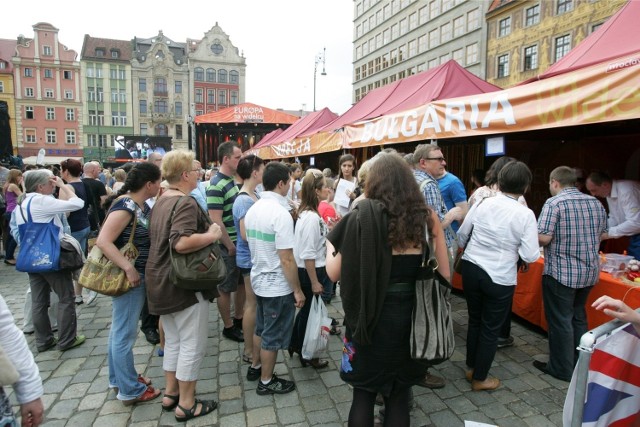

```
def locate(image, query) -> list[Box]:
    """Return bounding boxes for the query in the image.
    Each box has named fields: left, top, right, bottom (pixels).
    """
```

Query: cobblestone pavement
left=1, top=262, right=569, bottom=427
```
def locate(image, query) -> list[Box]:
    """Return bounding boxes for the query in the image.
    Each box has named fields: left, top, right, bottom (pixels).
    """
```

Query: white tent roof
left=21, top=156, right=84, bottom=165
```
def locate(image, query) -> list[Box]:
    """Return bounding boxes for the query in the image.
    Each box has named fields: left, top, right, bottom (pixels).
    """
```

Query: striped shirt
left=206, top=172, right=239, bottom=242
left=538, top=187, right=608, bottom=288
left=414, top=169, right=454, bottom=248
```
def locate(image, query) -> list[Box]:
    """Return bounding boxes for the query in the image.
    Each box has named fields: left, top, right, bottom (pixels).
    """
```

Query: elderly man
left=207, top=142, right=245, bottom=343
left=585, top=171, right=640, bottom=259
left=535, top=166, right=608, bottom=381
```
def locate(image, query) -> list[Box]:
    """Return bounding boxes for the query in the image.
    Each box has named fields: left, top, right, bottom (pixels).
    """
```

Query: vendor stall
left=452, top=258, right=640, bottom=331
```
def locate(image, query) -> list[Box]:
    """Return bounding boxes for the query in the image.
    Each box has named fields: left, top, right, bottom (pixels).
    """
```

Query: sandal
left=137, top=374, right=152, bottom=386
left=330, top=325, right=342, bottom=335
left=161, top=393, right=180, bottom=411
left=242, top=353, right=253, bottom=364
left=175, top=398, right=218, bottom=422
left=123, top=386, right=161, bottom=406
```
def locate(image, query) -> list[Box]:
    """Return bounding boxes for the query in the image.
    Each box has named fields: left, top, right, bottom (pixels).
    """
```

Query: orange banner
left=262, top=54, right=640, bottom=159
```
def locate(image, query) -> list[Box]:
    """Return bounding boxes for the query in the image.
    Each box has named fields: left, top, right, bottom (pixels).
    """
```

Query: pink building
left=13, top=22, right=83, bottom=163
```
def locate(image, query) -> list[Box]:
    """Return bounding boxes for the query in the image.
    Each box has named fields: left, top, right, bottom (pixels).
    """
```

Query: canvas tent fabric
left=259, top=61, right=500, bottom=159
left=253, top=128, right=284, bottom=147
left=194, top=102, right=299, bottom=125
left=524, top=0, right=638, bottom=82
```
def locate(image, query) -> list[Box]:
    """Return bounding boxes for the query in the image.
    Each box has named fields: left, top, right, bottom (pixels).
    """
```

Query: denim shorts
left=218, top=246, right=240, bottom=293
left=255, top=293, right=295, bottom=351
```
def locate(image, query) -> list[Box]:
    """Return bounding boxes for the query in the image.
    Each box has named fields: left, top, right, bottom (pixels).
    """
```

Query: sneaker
left=497, top=336, right=514, bottom=349
left=60, top=335, right=86, bottom=351
left=247, top=365, right=262, bottom=381
left=222, top=325, right=244, bottom=342
left=256, top=374, right=296, bottom=395
left=86, top=291, right=98, bottom=305
left=75, top=295, right=84, bottom=305
left=37, top=338, right=58, bottom=352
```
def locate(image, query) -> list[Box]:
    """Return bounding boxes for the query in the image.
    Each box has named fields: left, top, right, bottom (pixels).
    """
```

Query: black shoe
left=247, top=365, right=262, bottom=381
left=497, top=336, right=514, bottom=348
left=532, top=360, right=571, bottom=382
left=143, top=329, right=160, bottom=345
left=222, top=325, right=244, bottom=342
left=233, top=317, right=243, bottom=331
left=256, top=374, right=296, bottom=395
left=37, top=338, right=58, bottom=352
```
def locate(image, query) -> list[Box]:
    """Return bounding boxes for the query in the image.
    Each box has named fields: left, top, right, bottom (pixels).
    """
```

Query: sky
left=2, top=0, right=355, bottom=115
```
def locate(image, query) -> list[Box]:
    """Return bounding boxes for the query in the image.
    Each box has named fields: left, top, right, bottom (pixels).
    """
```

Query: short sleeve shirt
left=294, top=210, right=328, bottom=268
left=206, top=172, right=239, bottom=242
left=245, top=192, right=295, bottom=297
left=232, top=192, right=258, bottom=269
left=109, top=197, right=151, bottom=273
left=437, top=172, right=467, bottom=233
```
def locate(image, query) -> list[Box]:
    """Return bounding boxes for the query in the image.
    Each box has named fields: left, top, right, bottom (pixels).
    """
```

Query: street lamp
left=313, top=47, right=327, bottom=112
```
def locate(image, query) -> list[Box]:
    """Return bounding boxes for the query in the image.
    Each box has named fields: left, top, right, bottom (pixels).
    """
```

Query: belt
left=386, top=282, right=415, bottom=293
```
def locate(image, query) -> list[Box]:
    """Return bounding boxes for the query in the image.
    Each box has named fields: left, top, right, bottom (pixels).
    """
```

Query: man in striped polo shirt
left=534, top=166, right=608, bottom=381
left=207, top=141, right=245, bottom=342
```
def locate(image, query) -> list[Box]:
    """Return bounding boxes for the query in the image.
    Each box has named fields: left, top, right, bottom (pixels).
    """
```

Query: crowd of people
left=0, top=141, right=639, bottom=426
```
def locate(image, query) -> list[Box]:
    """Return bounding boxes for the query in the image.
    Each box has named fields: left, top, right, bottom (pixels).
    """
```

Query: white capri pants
left=161, top=292, right=209, bottom=381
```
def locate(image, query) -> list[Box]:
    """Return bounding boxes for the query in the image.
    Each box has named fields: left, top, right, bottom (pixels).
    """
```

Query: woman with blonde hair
left=146, top=150, right=221, bottom=422
left=2, top=169, right=23, bottom=265
left=112, top=169, right=127, bottom=193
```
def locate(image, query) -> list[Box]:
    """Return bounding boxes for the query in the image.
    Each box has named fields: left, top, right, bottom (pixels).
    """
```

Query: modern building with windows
left=80, top=36, right=134, bottom=163
left=485, top=0, right=627, bottom=87
left=11, top=23, right=83, bottom=161
left=352, top=0, right=487, bottom=103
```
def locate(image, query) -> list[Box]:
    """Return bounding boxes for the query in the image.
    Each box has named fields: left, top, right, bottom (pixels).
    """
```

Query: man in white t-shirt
left=245, top=162, right=305, bottom=395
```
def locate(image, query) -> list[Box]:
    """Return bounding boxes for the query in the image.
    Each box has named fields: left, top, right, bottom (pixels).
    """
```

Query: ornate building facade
left=0, top=39, right=18, bottom=157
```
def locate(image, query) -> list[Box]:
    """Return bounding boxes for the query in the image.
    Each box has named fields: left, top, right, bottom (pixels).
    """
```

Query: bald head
left=147, top=152, right=163, bottom=165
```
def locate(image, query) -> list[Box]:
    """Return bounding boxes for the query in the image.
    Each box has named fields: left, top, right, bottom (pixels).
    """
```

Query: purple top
left=5, top=190, right=18, bottom=212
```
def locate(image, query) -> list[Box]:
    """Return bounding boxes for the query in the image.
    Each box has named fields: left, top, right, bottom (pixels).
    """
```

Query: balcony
left=154, top=90, right=168, bottom=97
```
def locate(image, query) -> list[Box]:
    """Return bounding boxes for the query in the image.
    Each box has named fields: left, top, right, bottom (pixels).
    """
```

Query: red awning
left=195, top=102, right=299, bottom=124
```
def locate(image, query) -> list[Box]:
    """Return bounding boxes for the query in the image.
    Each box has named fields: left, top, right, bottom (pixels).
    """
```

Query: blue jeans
left=71, top=226, right=91, bottom=255
left=541, top=275, right=592, bottom=381
left=108, top=278, right=147, bottom=400
left=256, top=293, right=295, bottom=351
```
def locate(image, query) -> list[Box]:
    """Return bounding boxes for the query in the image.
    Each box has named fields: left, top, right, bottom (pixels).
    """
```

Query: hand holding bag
left=16, top=198, right=61, bottom=273
left=302, top=295, right=333, bottom=360
left=168, top=196, right=226, bottom=293
left=78, top=212, right=139, bottom=296
left=410, top=236, right=455, bottom=365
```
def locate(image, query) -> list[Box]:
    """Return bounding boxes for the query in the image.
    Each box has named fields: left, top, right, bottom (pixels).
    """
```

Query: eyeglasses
left=425, top=157, right=445, bottom=162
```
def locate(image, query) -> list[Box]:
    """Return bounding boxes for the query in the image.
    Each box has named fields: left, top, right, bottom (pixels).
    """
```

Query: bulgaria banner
left=563, top=323, right=640, bottom=426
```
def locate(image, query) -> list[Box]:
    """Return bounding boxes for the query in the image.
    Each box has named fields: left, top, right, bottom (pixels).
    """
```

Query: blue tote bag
left=16, top=197, right=61, bottom=273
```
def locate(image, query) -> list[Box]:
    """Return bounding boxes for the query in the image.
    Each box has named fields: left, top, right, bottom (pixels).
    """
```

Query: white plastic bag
left=302, top=296, right=333, bottom=360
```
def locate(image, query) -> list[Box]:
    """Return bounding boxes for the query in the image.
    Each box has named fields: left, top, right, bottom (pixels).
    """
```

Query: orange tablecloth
left=452, top=258, right=640, bottom=331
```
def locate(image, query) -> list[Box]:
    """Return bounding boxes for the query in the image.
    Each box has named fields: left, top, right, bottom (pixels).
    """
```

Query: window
left=139, top=78, right=147, bottom=92
left=24, top=67, right=33, bottom=77
left=592, top=22, right=604, bottom=33
left=44, top=69, right=53, bottom=78
left=25, top=129, right=36, bottom=143
left=440, top=53, right=451, bottom=64
left=45, top=89, right=54, bottom=98
left=557, top=0, right=573, bottom=14
left=428, top=58, right=439, bottom=69
left=399, top=18, right=407, bottom=35
left=175, top=102, right=182, bottom=115
left=154, top=100, right=168, bottom=113
left=25, top=87, right=34, bottom=97
left=390, top=49, right=398, bottom=66
left=46, top=130, right=56, bottom=144
left=523, top=45, right=538, bottom=70
left=176, top=125, right=183, bottom=140
left=95, top=48, right=105, bottom=57
left=391, top=23, right=399, bottom=40
left=25, top=107, right=34, bottom=119
left=231, top=91, right=238, bottom=105
left=375, top=34, right=382, bottom=49
left=155, top=124, right=168, bottom=136
left=207, top=89, right=215, bottom=104
left=66, top=131, right=76, bottom=144
left=140, top=123, right=148, bottom=135
left=498, top=17, right=511, bottom=37
left=66, top=108, right=75, bottom=121
left=0, top=82, right=3, bottom=93
left=429, top=0, right=439, bottom=19
left=442, top=0, right=453, bottom=12
left=453, top=16, right=464, bottom=38
left=43, top=45, right=52, bottom=56
left=64, top=90, right=73, bottom=100
left=467, top=9, right=480, bottom=30
left=96, top=88, right=103, bottom=102
left=111, top=112, right=126, bottom=126
left=218, top=70, right=227, bottom=83
left=466, top=43, right=479, bottom=64
left=497, top=54, right=510, bottom=78
left=139, top=100, right=147, bottom=114
left=111, top=49, right=120, bottom=59
left=119, top=90, right=126, bottom=103
left=206, top=68, right=215, bottom=82
left=218, top=90, right=227, bottom=105
left=441, top=22, right=452, bottom=43
left=398, top=45, right=406, bottom=62
left=86, top=67, right=95, bottom=78
left=453, top=48, right=464, bottom=65
left=175, top=80, right=182, bottom=93
left=408, top=40, right=417, bottom=58
left=555, top=34, right=571, bottom=61
left=46, top=107, right=55, bottom=120
left=194, top=67, right=204, bottom=81
left=0, top=61, right=5, bottom=70
left=111, top=90, right=119, bottom=103
left=525, top=4, right=540, bottom=26
left=195, top=89, right=203, bottom=103
left=110, top=68, right=118, bottom=79
left=429, top=29, right=439, bottom=48
left=230, top=70, right=239, bottom=84
left=419, top=6, right=427, bottom=24
left=154, top=78, right=167, bottom=95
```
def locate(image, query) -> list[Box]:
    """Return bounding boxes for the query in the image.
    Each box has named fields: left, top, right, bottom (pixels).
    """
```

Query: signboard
left=114, top=135, right=173, bottom=162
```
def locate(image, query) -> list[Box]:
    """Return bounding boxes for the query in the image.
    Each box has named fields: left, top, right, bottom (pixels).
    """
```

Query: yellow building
left=0, top=39, right=18, bottom=156
left=485, top=0, right=627, bottom=87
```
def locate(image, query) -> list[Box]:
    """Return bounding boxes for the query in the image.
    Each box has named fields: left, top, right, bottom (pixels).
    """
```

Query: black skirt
left=340, top=289, right=427, bottom=396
